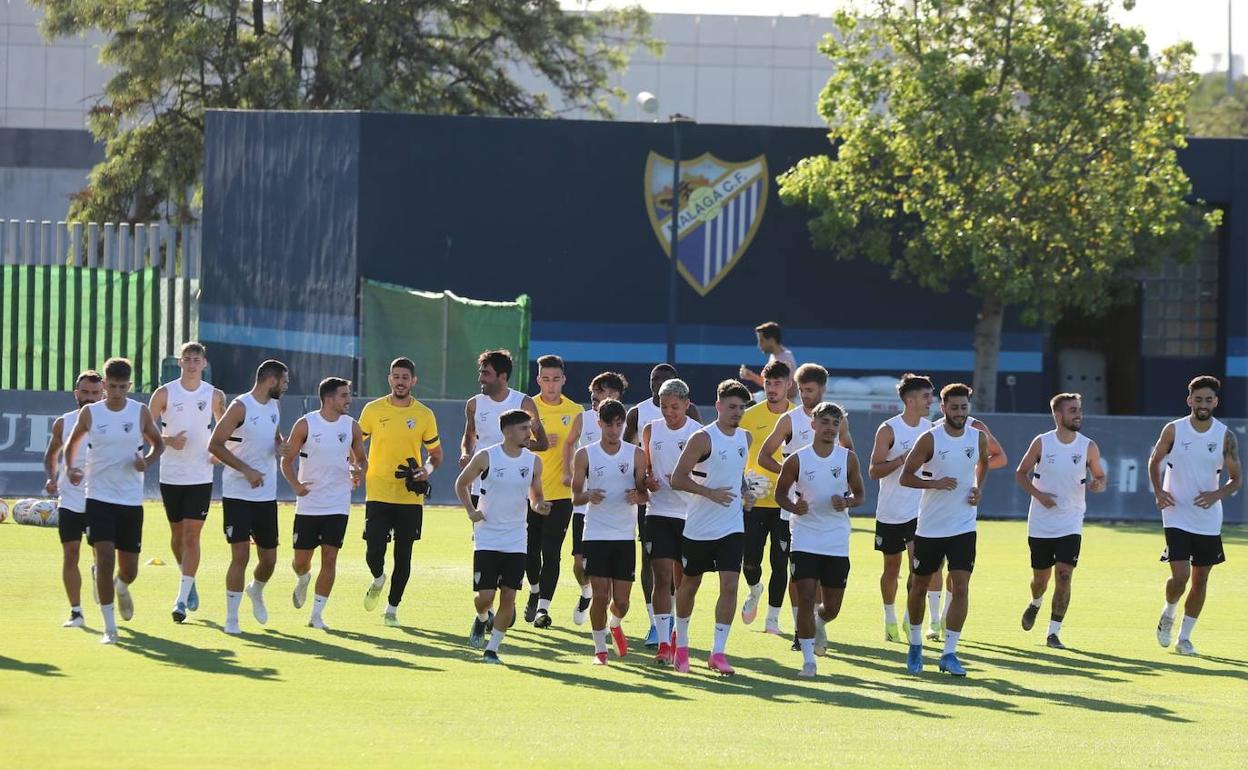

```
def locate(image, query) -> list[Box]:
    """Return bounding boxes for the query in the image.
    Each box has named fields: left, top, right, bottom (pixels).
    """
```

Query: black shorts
left=363, top=501, right=424, bottom=544
left=58, top=508, right=89, bottom=544
left=644, top=515, right=685, bottom=561
left=294, top=514, right=349, bottom=550
left=681, top=533, right=744, bottom=577
left=160, top=482, right=213, bottom=523
left=584, top=539, right=637, bottom=581
left=790, top=552, right=851, bottom=589
left=913, top=531, right=977, bottom=575
left=1028, top=534, right=1082, bottom=570
left=222, top=498, right=280, bottom=550
left=874, top=518, right=918, bottom=555
left=1164, top=528, right=1226, bottom=567
left=637, top=504, right=647, bottom=545
left=571, top=512, right=586, bottom=556
left=85, top=499, right=144, bottom=552
left=474, top=550, right=525, bottom=591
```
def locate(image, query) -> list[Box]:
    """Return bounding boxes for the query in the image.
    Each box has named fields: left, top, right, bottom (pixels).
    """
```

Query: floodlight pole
left=666, top=114, right=694, bottom=366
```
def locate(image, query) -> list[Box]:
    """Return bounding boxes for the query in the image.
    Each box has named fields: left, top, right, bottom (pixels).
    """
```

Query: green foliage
left=34, top=0, right=658, bottom=223
left=1188, top=72, right=1248, bottom=137
left=779, top=1, right=1218, bottom=406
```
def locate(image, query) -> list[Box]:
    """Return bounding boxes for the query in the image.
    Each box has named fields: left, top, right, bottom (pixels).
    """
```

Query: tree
left=34, top=0, right=657, bottom=224
left=1188, top=72, right=1248, bottom=137
left=778, top=0, right=1218, bottom=410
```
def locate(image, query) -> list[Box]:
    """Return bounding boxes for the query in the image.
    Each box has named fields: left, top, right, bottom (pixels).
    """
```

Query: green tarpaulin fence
left=361, top=280, right=530, bottom=399
left=0, top=265, right=161, bottom=391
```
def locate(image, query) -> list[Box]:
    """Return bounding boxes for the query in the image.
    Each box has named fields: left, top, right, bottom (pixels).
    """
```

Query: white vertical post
left=103, top=223, right=115, bottom=269
left=71, top=222, right=83, bottom=266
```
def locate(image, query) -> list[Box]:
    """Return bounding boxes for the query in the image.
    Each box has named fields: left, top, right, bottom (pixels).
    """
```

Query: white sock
left=537, top=598, right=551, bottom=613
left=927, top=591, right=941, bottom=624
left=908, top=621, right=923, bottom=645
left=486, top=629, right=505, bottom=653
left=385, top=604, right=398, bottom=615
left=815, top=604, right=828, bottom=627
left=884, top=604, right=897, bottom=625
left=675, top=616, right=691, bottom=647
left=768, top=605, right=782, bottom=624
left=646, top=603, right=654, bottom=624
left=253, top=578, right=267, bottom=593
left=225, top=591, right=242, bottom=622
left=655, top=613, right=673, bottom=642
left=943, top=630, right=961, bottom=656
left=608, top=613, right=623, bottom=629
left=312, top=594, right=328, bottom=619
left=799, top=637, right=816, bottom=665
left=101, top=602, right=116, bottom=632
left=1178, top=614, right=1198, bottom=641
left=903, top=607, right=910, bottom=626
left=371, top=574, right=385, bottom=588
left=476, top=610, right=490, bottom=622
left=1048, top=619, right=1062, bottom=636
left=529, top=583, right=540, bottom=595
left=1162, top=601, right=1179, bottom=619
left=1030, top=596, right=1043, bottom=608
left=114, top=576, right=131, bottom=595
left=176, top=575, right=195, bottom=605
left=712, top=622, right=732, bottom=654
left=580, top=583, right=592, bottom=599
left=71, top=604, right=82, bottom=614
left=592, top=628, right=608, bottom=653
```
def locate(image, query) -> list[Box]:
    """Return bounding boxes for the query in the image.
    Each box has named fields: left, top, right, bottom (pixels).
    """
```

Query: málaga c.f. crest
left=644, top=151, right=768, bottom=296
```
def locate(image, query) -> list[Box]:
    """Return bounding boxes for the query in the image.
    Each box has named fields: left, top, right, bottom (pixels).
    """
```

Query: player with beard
left=43, top=370, right=104, bottom=628
left=1014, top=393, right=1107, bottom=649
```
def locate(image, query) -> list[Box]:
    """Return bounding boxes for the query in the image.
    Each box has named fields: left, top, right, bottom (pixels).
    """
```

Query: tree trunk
left=972, top=294, right=1004, bottom=412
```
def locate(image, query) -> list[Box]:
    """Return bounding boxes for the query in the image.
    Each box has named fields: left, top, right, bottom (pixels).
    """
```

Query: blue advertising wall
left=201, top=111, right=1245, bottom=416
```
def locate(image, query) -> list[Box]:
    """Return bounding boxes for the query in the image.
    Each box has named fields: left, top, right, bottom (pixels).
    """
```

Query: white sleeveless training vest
left=790, top=444, right=852, bottom=557
left=572, top=407, right=603, bottom=515
left=582, top=442, right=638, bottom=541
left=876, top=414, right=932, bottom=525
left=683, top=423, right=748, bottom=541
left=159, top=379, right=216, bottom=485
left=916, top=425, right=981, bottom=538
left=58, top=409, right=85, bottom=513
left=1026, top=430, right=1091, bottom=538
left=84, top=399, right=145, bottom=506
left=471, top=388, right=525, bottom=495
left=1162, top=417, right=1228, bottom=536
left=646, top=417, right=702, bottom=520
left=221, top=393, right=280, bottom=502
left=294, top=411, right=354, bottom=516
left=475, top=444, right=536, bottom=553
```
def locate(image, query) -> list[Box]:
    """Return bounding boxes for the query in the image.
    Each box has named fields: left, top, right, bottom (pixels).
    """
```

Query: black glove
left=394, top=457, right=430, bottom=495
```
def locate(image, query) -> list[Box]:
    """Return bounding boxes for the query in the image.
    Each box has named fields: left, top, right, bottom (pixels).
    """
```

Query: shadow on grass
left=120, top=627, right=280, bottom=680
left=0, top=655, right=64, bottom=677
left=240, top=627, right=441, bottom=672
left=964, top=640, right=1247, bottom=680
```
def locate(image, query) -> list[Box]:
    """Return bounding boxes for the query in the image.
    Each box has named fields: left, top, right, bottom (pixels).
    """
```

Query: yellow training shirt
left=359, top=396, right=441, bottom=505
left=534, top=394, right=583, bottom=501
left=741, top=399, right=791, bottom=507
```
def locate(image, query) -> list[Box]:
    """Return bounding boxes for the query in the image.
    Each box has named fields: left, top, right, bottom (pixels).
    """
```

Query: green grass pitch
left=1, top=504, right=1245, bottom=768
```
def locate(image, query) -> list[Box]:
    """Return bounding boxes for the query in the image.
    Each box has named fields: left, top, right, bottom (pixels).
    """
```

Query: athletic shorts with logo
left=1028, top=534, right=1081, bottom=570
left=790, top=552, right=851, bottom=589
left=86, top=500, right=143, bottom=552
left=474, top=550, right=525, bottom=591
left=160, top=482, right=213, bottom=523
left=645, top=516, right=685, bottom=561
left=363, top=501, right=423, bottom=544
left=913, top=531, right=976, bottom=575
left=222, top=498, right=279, bottom=549
left=584, top=540, right=636, bottom=581
left=58, top=508, right=89, bottom=544
left=681, top=533, right=744, bottom=577
left=294, top=514, right=349, bottom=550
left=1163, top=527, right=1226, bottom=567
left=874, top=518, right=917, bottom=555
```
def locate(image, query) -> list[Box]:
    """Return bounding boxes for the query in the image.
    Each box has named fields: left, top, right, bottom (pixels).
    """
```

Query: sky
left=574, top=0, right=1243, bottom=75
